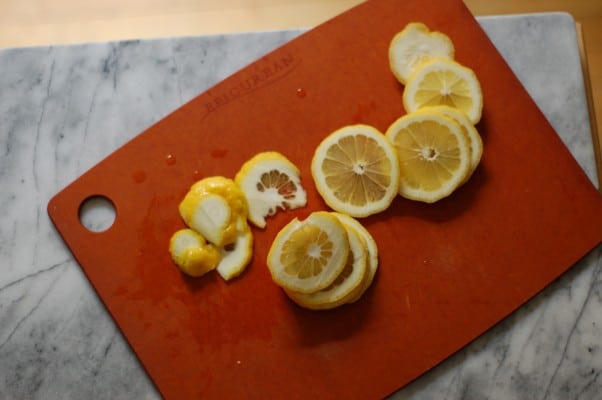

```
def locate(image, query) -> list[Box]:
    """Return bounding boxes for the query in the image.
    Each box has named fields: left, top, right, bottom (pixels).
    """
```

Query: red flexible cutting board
left=48, top=0, right=602, bottom=398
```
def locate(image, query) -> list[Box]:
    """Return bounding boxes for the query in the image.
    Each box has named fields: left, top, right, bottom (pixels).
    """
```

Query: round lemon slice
left=385, top=110, right=471, bottom=203
left=403, top=58, right=483, bottom=124
left=284, top=224, right=368, bottom=310
left=169, top=229, right=221, bottom=277
left=389, top=22, right=455, bottom=85
left=235, top=151, right=307, bottom=228
left=425, top=105, right=483, bottom=180
left=332, top=213, right=378, bottom=303
left=311, top=124, right=400, bottom=218
left=267, top=212, right=349, bottom=294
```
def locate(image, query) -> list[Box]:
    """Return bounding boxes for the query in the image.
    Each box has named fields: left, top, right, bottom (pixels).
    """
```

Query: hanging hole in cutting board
left=78, top=195, right=116, bottom=233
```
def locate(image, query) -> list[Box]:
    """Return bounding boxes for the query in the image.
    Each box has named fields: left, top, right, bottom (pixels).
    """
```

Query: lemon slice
left=216, top=226, right=253, bottom=281
left=235, top=151, right=307, bottom=228
left=389, top=22, right=455, bottom=85
left=385, top=110, right=471, bottom=203
left=267, top=211, right=349, bottom=294
left=284, top=224, right=368, bottom=310
left=311, top=124, right=400, bottom=218
left=403, top=58, right=483, bottom=124
left=179, top=177, right=248, bottom=246
left=332, top=213, right=378, bottom=303
left=425, top=105, right=483, bottom=180
left=169, top=229, right=221, bottom=277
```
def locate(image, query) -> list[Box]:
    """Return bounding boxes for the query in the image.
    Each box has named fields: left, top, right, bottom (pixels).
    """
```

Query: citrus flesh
left=385, top=110, right=471, bottom=203
left=235, top=151, right=307, bottom=228
left=403, top=58, right=483, bottom=124
left=389, top=22, right=455, bottom=85
left=311, top=124, right=400, bottom=218
left=267, top=211, right=350, bottom=294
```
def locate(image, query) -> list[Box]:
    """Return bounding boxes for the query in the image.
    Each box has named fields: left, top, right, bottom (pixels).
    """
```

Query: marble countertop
left=1, top=12, right=601, bottom=400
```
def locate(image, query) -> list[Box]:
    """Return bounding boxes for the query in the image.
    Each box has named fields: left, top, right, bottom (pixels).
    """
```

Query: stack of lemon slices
left=311, top=22, right=483, bottom=207
left=388, top=23, right=484, bottom=203
left=267, top=211, right=378, bottom=310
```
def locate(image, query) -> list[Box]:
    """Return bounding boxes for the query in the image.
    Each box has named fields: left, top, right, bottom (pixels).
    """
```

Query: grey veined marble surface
left=1, top=12, right=600, bottom=400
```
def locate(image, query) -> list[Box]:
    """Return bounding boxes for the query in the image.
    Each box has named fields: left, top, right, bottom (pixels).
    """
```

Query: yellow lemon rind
left=332, top=212, right=379, bottom=303
left=216, top=225, right=254, bottom=281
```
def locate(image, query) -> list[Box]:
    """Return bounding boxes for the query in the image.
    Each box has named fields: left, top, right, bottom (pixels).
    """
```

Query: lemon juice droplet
left=165, top=154, right=176, bottom=166
left=132, top=170, right=146, bottom=183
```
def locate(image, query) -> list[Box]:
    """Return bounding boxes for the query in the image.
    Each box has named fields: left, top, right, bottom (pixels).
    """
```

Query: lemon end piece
left=235, top=151, right=307, bottom=229
left=169, top=229, right=221, bottom=277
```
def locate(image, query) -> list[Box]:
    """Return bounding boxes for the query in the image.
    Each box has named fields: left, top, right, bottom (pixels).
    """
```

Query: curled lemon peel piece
left=179, top=177, right=248, bottom=247
left=169, top=229, right=221, bottom=277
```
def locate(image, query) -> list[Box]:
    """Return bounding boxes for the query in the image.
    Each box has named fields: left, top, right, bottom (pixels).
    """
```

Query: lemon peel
left=169, top=229, right=221, bottom=277
left=179, top=177, right=248, bottom=247
left=216, top=227, right=254, bottom=281
left=332, top=212, right=378, bottom=302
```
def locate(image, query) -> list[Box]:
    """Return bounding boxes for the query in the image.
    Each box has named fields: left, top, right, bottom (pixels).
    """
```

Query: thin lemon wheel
left=311, top=124, right=400, bottom=218
left=284, top=223, right=368, bottom=310
left=267, top=212, right=349, bottom=294
left=385, top=110, right=471, bottom=203
left=424, top=105, right=483, bottom=179
left=389, top=22, right=455, bottom=85
left=235, top=151, right=307, bottom=228
left=403, top=58, right=483, bottom=124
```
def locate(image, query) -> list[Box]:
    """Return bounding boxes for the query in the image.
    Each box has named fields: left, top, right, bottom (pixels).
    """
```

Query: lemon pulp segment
left=169, top=229, right=221, bottom=277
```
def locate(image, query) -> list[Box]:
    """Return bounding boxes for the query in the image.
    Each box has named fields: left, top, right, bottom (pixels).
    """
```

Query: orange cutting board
left=48, top=0, right=602, bottom=398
